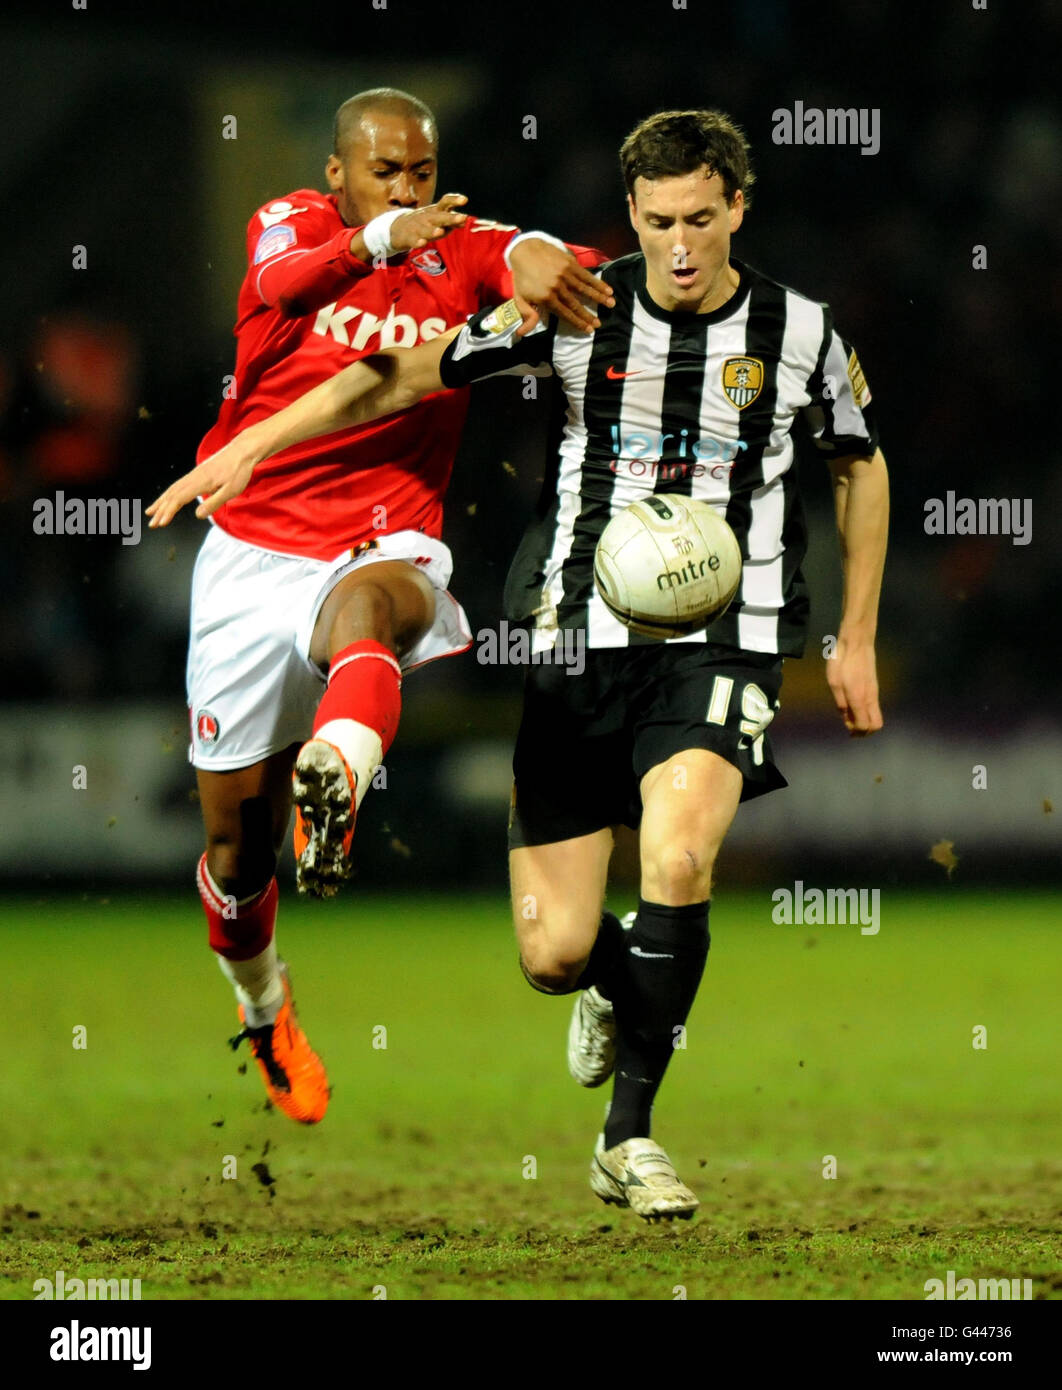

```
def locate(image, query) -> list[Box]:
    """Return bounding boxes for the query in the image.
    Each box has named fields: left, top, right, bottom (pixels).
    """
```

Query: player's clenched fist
left=826, top=637, right=883, bottom=737
left=146, top=430, right=265, bottom=528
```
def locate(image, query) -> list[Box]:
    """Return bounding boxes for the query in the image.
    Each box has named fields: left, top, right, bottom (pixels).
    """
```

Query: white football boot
left=567, top=985, right=617, bottom=1087
left=566, top=912, right=634, bottom=1086
left=590, top=1134, right=699, bottom=1221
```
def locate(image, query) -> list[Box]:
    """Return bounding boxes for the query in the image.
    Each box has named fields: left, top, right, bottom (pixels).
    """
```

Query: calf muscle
left=197, top=744, right=299, bottom=897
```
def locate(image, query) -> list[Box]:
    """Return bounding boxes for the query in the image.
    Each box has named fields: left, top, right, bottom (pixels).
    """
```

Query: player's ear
left=627, top=193, right=638, bottom=233
left=728, top=189, right=745, bottom=233
left=325, top=154, right=343, bottom=191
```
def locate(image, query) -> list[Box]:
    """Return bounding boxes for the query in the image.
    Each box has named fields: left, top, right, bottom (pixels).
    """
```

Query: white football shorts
left=186, top=524, right=473, bottom=771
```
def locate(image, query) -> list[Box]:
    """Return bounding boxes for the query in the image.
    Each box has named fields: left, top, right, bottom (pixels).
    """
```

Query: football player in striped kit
left=152, top=110, right=888, bottom=1219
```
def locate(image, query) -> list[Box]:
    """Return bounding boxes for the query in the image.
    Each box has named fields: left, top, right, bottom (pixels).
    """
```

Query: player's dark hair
left=620, top=109, right=754, bottom=208
left=333, top=88, right=438, bottom=156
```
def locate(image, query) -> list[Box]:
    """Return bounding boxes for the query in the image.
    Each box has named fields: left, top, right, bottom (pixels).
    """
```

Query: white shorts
left=186, top=525, right=473, bottom=771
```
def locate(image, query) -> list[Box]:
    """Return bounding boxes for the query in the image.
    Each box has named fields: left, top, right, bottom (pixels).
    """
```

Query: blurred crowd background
left=1, top=0, right=1058, bottom=887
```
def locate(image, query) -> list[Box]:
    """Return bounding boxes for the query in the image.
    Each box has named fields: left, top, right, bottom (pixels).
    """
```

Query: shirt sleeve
left=800, top=308, right=880, bottom=458
left=562, top=242, right=610, bottom=269
left=459, top=218, right=522, bottom=303
left=439, top=299, right=557, bottom=387
left=247, top=198, right=371, bottom=316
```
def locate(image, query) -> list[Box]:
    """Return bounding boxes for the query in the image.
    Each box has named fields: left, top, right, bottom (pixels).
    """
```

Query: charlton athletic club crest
left=722, top=356, right=764, bottom=410
left=410, top=249, right=445, bottom=276
left=196, top=710, right=220, bottom=745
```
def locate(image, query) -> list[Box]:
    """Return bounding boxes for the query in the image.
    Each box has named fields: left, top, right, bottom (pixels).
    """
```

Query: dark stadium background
left=1, top=0, right=1058, bottom=892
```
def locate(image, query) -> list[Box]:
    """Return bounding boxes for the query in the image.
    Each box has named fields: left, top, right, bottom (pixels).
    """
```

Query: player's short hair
left=333, top=88, right=438, bottom=156
left=620, top=109, right=755, bottom=209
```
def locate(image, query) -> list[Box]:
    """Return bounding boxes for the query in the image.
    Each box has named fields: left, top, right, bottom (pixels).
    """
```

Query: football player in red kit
left=149, top=88, right=610, bottom=1125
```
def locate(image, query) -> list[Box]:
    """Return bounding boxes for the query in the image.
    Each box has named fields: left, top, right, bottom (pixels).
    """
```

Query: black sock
left=575, top=911, right=624, bottom=1000
left=604, top=899, right=710, bottom=1150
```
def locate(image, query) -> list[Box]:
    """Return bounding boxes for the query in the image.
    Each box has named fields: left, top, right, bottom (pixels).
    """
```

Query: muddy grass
left=3, top=1155, right=1058, bottom=1300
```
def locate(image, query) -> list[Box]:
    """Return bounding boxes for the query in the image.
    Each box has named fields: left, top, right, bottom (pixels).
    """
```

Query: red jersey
left=199, top=188, right=598, bottom=560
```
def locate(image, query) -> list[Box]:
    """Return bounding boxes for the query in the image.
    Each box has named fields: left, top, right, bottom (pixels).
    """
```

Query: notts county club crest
left=722, top=356, right=764, bottom=410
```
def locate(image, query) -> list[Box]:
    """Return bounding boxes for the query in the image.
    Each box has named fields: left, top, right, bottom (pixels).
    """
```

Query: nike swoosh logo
left=259, top=207, right=307, bottom=229
left=630, top=946, right=674, bottom=959
left=606, top=366, right=643, bottom=380
left=595, top=1155, right=647, bottom=1189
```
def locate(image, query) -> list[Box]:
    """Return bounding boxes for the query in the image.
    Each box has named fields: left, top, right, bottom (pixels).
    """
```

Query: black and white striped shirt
left=439, top=254, right=879, bottom=656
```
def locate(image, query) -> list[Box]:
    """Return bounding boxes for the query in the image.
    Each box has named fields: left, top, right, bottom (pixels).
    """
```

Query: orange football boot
left=292, top=739, right=357, bottom=898
left=230, top=964, right=330, bottom=1124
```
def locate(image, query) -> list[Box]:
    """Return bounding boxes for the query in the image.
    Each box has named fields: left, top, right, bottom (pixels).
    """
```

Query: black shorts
left=508, top=643, right=787, bottom=850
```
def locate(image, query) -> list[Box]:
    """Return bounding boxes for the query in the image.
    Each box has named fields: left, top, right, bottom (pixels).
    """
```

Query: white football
left=593, top=495, right=742, bottom=640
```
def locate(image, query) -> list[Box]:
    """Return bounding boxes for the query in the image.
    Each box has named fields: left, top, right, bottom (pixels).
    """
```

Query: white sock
left=217, top=937, right=284, bottom=1028
left=200, top=858, right=285, bottom=1027
left=315, top=718, right=383, bottom=811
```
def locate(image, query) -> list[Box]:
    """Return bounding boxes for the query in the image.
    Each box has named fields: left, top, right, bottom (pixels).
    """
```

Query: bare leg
left=510, top=829, right=614, bottom=992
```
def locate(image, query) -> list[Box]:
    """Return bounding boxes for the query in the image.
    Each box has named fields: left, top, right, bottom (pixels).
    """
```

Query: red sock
left=197, top=854, right=278, bottom=961
left=314, top=639, right=402, bottom=749
left=311, top=640, right=402, bottom=807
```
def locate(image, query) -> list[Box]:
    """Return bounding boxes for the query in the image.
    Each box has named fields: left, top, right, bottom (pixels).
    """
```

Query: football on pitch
left=593, top=495, right=743, bottom=640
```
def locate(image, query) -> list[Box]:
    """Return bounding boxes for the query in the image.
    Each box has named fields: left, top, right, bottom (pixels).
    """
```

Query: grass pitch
left=1, top=890, right=1058, bottom=1300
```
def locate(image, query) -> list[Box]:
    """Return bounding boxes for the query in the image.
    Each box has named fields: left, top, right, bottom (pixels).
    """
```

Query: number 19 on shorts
left=705, top=676, right=776, bottom=765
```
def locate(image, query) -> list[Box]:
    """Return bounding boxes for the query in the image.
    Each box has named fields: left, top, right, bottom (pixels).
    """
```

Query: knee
left=641, top=846, right=714, bottom=906
left=330, top=579, right=397, bottom=652
left=345, top=578, right=393, bottom=625
left=518, top=942, right=585, bottom=995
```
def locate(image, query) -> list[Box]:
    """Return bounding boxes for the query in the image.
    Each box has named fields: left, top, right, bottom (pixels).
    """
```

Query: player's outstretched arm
left=827, top=447, right=889, bottom=736
left=146, top=330, right=458, bottom=527
left=348, top=194, right=471, bottom=262
left=269, top=196, right=472, bottom=318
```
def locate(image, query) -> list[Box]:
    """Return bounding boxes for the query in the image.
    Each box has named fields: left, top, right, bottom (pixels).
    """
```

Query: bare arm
left=146, top=329, right=458, bottom=527
left=825, top=446, right=889, bottom=735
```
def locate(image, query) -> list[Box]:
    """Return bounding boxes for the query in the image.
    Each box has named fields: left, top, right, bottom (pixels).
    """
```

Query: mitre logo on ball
left=593, top=495, right=742, bottom=640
